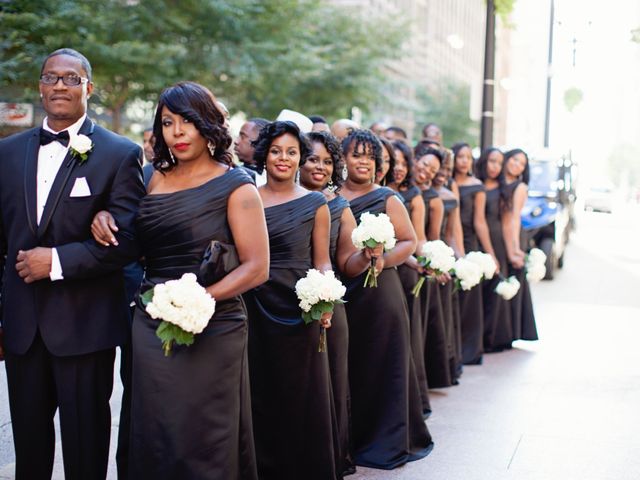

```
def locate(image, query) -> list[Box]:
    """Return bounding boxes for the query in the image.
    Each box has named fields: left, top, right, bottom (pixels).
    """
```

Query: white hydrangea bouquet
left=451, top=257, right=484, bottom=291
left=351, top=212, right=396, bottom=288
left=295, top=269, right=346, bottom=352
left=495, top=275, right=520, bottom=300
left=465, top=251, right=497, bottom=280
left=412, top=240, right=456, bottom=297
left=526, top=248, right=547, bottom=282
left=141, top=273, right=216, bottom=356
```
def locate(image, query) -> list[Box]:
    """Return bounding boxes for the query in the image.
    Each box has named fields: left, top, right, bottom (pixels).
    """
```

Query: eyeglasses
left=39, top=73, right=89, bottom=86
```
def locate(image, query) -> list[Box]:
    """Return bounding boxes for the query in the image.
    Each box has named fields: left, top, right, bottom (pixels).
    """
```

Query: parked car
left=583, top=185, right=613, bottom=213
left=521, top=152, right=576, bottom=280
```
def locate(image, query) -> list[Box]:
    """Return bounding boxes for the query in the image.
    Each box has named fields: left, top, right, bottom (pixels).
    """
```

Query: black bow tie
left=40, top=128, right=70, bottom=147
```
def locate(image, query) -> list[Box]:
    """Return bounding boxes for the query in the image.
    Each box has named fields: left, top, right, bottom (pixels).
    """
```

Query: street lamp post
left=480, top=0, right=496, bottom=151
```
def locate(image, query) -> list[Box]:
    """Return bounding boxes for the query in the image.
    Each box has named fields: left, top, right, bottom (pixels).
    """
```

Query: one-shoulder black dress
left=504, top=181, right=539, bottom=342
left=327, top=195, right=354, bottom=476
left=397, top=186, right=431, bottom=415
left=458, top=183, right=485, bottom=365
left=130, top=168, right=258, bottom=480
left=421, top=187, right=452, bottom=388
left=245, top=192, right=338, bottom=480
left=483, top=186, right=514, bottom=351
left=440, top=196, right=463, bottom=382
left=344, top=187, right=433, bottom=470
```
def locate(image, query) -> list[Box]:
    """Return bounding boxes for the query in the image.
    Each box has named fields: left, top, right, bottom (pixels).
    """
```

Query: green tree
left=1, top=0, right=405, bottom=132
left=563, top=86, right=583, bottom=112
left=414, top=80, right=480, bottom=147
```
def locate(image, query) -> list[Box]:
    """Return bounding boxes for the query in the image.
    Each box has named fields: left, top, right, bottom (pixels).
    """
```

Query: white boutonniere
left=69, top=134, right=93, bottom=164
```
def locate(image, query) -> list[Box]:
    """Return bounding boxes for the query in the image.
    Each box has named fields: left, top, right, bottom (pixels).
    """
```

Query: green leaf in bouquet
left=140, top=288, right=154, bottom=306
left=303, top=301, right=335, bottom=324
left=156, top=321, right=195, bottom=356
left=365, top=239, right=381, bottom=249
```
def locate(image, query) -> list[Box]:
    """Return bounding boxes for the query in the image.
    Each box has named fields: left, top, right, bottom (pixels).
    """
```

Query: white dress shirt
left=38, top=114, right=87, bottom=280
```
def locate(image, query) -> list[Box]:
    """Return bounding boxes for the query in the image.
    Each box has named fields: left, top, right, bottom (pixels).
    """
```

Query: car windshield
left=528, top=161, right=558, bottom=196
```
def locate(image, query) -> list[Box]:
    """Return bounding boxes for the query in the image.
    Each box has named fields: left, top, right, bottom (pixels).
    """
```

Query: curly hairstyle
left=341, top=129, right=383, bottom=173
left=414, top=139, right=441, bottom=159
left=151, top=82, right=232, bottom=173
left=502, top=148, right=530, bottom=185
left=451, top=142, right=473, bottom=176
left=392, top=140, right=414, bottom=189
left=415, top=146, right=444, bottom=166
left=378, top=137, right=396, bottom=186
left=303, top=131, right=345, bottom=190
left=251, top=121, right=312, bottom=173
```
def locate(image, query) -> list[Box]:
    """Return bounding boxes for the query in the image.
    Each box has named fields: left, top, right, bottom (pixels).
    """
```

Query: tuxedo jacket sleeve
left=56, top=142, right=143, bottom=278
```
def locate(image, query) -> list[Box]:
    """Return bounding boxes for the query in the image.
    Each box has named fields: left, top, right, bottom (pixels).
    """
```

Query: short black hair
left=248, top=117, right=270, bottom=130
left=416, top=146, right=443, bottom=166
left=421, top=122, right=440, bottom=137
left=252, top=121, right=312, bottom=174
left=414, top=139, right=441, bottom=159
left=151, top=81, right=232, bottom=173
left=342, top=129, right=383, bottom=172
left=305, top=131, right=344, bottom=190
left=392, top=140, right=414, bottom=189
left=308, top=115, right=328, bottom=124
left=385, top=126, right=407, bottom=139
left=41, top=48, right=92, bottom=81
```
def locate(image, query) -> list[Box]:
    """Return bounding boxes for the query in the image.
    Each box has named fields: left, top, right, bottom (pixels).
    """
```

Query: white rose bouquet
left=295, top=269, right=346, bottom=352
left=68, top=134, right=93, bottom=164
left=526, top=248, right=547, bottom=282
left=495, top=275, right=520, bottom=300
left=351, top=212, right=397, bottom=287
left=141, top=273, right=216, bottom=356
left=465, top=251, right=497, bottom=280
left=451, top=257, right=483, bottom=291
left=412, top=240, right=456, bottom=297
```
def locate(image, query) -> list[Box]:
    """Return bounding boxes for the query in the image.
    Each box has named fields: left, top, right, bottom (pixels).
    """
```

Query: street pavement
left=1, top=205, right=639, bottom=479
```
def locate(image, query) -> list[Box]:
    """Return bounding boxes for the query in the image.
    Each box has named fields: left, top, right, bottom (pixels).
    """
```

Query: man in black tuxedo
left=0, top=48, right=145, bottom=479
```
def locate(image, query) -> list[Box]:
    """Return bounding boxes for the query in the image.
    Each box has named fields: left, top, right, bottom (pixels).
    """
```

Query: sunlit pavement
left=1, top=206, right=640, bottom=479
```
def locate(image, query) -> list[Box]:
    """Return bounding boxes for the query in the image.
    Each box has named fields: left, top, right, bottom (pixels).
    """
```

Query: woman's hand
left=320, top=311, right=332, bottom=329
left=404, top=255, right=425, bottom=274
left=435, top=271, right=451, bottom=284
left=509, top=252, right=525, bottom=269
left=91, top=211, right=119, bottom=246
left=363, top=244, right=384, bottom=261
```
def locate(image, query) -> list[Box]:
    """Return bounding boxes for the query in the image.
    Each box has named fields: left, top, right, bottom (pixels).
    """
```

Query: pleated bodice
left=349, top=186, right=396, bottom=221
left=458, top=183, right=485, bottom=253
left=398, top=185, right=421, bottom=212
left=136, top=167, right=252, bottom=320
left=251, top=191, right=327, bottom=326
left=485, top=187, right=508, bottom=274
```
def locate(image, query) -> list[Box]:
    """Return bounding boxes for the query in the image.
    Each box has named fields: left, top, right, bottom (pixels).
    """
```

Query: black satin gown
left=244, top=192, right=339, bottom=480
left=344, top=187, right=433, bottom=470
left=504, top=181, right=539, bottom=342
left=483, top=187, right=514, bottom=351
left=130, top=168, right=257, bottom=480
left=397, top=186, right=431, bottom=415
left=440, top=196, right=463, bottom=382
left=421, top=187, right=452, bottom=388
left=458, top=183, right=485, bottom=365
left=328, top=195, right=354, bottom=476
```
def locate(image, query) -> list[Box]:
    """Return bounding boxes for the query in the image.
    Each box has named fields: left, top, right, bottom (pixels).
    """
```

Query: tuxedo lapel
left=23, top=131, right=40, bottom=236
left=37, top=118, right=96, bottom=238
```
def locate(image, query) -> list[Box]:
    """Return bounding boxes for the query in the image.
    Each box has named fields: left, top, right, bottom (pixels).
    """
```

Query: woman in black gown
left=339, top=130, right=433, bottom=469
left=244, top=121, right=338, bottom=480
left=475, top=148, right=516, bottom=351
left=298, top=130, right=371, bottom=476
left=432, top=157, right=465, bottom=382
left=388, top=140, right=431, bottom=416
left=414, top=147, right=452, bottom=388
left=451, top=142, right=499, bottom=365
left=502, top=149, right=539, bottom=342
left=92, top=82, right=270, bottom=479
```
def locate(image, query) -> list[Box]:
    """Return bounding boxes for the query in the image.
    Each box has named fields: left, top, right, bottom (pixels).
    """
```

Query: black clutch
left=198, top=241, right=240, bottom=287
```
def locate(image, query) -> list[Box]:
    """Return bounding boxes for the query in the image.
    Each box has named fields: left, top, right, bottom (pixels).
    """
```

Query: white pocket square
left=69, top=177, right=91, bottom=197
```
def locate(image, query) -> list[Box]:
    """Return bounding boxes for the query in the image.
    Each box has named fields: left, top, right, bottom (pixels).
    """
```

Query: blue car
left=521, top=154, right=576, bottom=280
